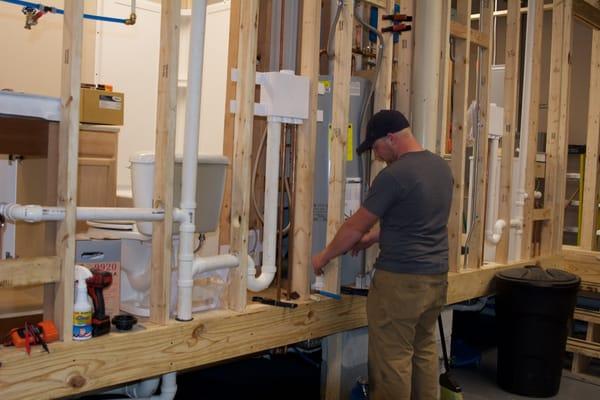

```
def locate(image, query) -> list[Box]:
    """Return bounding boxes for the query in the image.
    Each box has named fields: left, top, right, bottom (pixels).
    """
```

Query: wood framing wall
left=2, top=0, right=600, bottom=398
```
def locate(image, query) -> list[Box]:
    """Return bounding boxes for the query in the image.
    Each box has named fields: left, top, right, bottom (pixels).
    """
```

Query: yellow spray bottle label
left=73, top=311, right=92, bottom=340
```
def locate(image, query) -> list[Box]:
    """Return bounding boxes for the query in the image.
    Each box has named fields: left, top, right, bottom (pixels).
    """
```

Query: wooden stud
left=448, top=0, right=472, bottom=272
left=150, top=0, right=181, bottom=324
left=465, top=0, right=493, bottom=269
left=291, top=1, right=321, bottom=300
left=395, top=0, right=414, bottom=118
left=218, top=0, right=241, bottom=248
left=438, top=0, right=452, bottom=155
left=520, top=0, right=544, bottom=260
left=228, top=0, right=260, bottom=312
left=323, top=0, right=353, bottom=294
left=553, top=0, right=574, bottom=252
left=323, top=2, right=354, bottom=399
left=365, top=0, right=396, bottom=272
left=541, top=0, right=566, bottom=254
left=51, top=0, right=84, bottom=341
left=496, top=0, right=521, bottom=264
left=580, top=29, right=600, bottom=250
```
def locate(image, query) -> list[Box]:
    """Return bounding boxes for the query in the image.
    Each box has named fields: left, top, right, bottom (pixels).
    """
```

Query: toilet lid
left=86, top=220, right=135, bottom=231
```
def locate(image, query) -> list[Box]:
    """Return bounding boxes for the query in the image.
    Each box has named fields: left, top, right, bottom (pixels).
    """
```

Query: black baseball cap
left=356, top=110, right=410, bottom=154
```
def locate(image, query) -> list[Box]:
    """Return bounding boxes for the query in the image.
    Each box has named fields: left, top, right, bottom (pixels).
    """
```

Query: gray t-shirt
left=363, top=150, right=453, bottom=274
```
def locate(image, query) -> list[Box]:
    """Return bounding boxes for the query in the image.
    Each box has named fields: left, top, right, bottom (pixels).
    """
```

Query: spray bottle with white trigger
left=73, top=265, right=93, bottom=341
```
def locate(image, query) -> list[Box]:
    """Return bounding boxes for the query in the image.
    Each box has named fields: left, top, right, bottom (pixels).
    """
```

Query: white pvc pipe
left=0, top=203, right=164, bottom=223
left=192, top=254, right=239, bottom=277
left=177, top=0, right=208, bottom=322
left=247, top=120, right=280, bottom=292
left=485, top=138, right=506, bottom=245
left=512, top=0, right=538, bottom=260
left=412, top=0, right=443, bottom=151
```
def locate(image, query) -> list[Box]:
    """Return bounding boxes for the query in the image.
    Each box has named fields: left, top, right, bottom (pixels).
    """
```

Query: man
left=312, top=110, right=453, bottom=399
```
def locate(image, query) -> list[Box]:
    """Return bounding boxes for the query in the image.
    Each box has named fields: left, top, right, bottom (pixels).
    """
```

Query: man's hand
left=312, top=252, right=329, bottom=276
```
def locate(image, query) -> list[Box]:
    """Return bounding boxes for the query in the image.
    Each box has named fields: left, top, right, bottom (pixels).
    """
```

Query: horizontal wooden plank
left=0, top=296, right=368, bottom=400
left=567, top=337, right=600, bottom=359
left=0, top=257, right=60, bottom=288
left=562, top=247, right=600, bottom=290
left=532, top=208, right=551, bottom=221
left=574, top=308, right=600, bottom=325
left=0, top=255, right=562, bottom=399
left=450, top=21, right=490, bottom=48
left=446, top=256, right=559, bottom=304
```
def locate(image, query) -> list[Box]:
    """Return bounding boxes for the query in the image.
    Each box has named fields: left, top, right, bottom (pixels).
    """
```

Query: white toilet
left=87, top=151, right=228, bottom=317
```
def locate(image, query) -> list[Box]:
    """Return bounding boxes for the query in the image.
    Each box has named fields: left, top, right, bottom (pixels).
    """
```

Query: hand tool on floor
left=86, top=269, right=113, bottom=337
left=438, top=314, right=463, bottom=400
left=3, top=320, right=58, bottom=354
left=312, top=289, right=342, bottom=300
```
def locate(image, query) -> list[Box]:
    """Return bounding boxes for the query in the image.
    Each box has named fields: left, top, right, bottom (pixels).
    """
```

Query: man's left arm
left=312, top=207, right=379, bottom=275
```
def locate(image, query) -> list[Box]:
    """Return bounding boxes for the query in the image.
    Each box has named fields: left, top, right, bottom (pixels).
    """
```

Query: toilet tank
left=130, top=152, right=229, bottom=236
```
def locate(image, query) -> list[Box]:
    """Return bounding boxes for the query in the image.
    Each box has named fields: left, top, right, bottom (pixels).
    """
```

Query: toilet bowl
left=87, top=151, right=228, bottom=317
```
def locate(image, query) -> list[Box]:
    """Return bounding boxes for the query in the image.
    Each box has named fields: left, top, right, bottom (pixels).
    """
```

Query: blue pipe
left=2, top=0, right=128, bottom=24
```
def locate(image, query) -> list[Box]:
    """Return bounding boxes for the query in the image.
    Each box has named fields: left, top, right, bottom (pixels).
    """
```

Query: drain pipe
left=0, top=203, right=164, bottom=223
left=176, top=0, right=208, bottom=322
left=102, top=372, right=177, bottom=400
left=512, top=0, right=538, bottom=260
left=485, top=134, right=506, bottom=244
left=247, top=120, right=280, bottom=292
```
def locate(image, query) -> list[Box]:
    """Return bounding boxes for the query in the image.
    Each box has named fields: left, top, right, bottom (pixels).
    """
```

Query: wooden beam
left=541, top=0, right=566, bottom=254
left=291, top=1, right=321, bottom=300
left=496, top=0, right=521, bottom=264
left=574, top=0, right=600, bottom=29
left=51, top=0, right=84, bottom=341
left=150, top=0, right=181, bottom=325
left=228, top=0, right=260, bottom=312
left=553, top=0, right=574, bottom=252
left=0, top=298, right=368, bottom=400
left=0, top=254, right=565, bottom=400
left=0, top=257, right=60, bottom=288
left=323, top=0, right=353, bottom=294
left=520, top=0, right=544, bottom=260
left=218, top=0, right=241, bottom=248
left=446, top=255, right=559, bottom=304
left=438, top=0, right=452, bottom=155
left=580, top=29, right=600, bottom=250
left=395, top=0, right=414, bottom=118
left=448, top=0, right=472, bottom=272
left=323, top=2, right=354, bottom=399
left=465, top=0, right=493, bottom=269
left=562, top=245, right=600, bottom=285
left=567, top=337, right=600, bottom=359
left=365, top=0, right=396, bottom=273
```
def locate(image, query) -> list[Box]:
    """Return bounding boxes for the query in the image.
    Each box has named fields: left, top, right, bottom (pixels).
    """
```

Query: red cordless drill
left=86, top=270, right=113, bottom=337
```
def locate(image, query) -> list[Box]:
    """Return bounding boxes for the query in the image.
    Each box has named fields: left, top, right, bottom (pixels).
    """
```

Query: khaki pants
left=367, top=269, right=448, bottom=400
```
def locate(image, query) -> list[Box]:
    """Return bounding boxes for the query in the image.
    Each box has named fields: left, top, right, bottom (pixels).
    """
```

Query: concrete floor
left=453, top=349, right=600, bottom=399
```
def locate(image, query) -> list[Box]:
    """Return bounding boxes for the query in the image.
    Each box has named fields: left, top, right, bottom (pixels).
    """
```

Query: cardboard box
left=75, top=238, right=121, bottom=318
left=79, top=88, right=124, bottom=125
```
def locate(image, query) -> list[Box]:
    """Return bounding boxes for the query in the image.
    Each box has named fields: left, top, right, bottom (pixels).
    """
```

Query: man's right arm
left=351, top=226, right=380, bottom=255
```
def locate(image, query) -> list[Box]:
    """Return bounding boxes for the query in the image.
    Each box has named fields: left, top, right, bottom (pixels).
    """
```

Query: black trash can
left=495, top=265, right=580, bottom=397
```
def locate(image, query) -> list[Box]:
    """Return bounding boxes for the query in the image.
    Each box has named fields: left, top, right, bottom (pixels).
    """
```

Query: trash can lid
left=495, top=265, right=580, bottom=288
